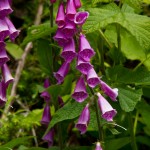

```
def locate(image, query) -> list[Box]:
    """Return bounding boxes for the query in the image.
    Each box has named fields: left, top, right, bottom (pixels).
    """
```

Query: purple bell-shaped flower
left=56, top=3, right=66, bottom=28
left=74, top=0, right=82, bottom=9
left=0, top=0, right=13, bottom=18
left=76, top=56, right=93, bottom=75
left=75, top=103, right=90, bottom=134
left=0, top=48, right=9, bottom=66
left=62, top=21, right=76, bottom=39
left=41, top=104, right=51, bottom=125
left=54, top=61, right=70, bottom=84
left=100, top=80, right=118, bottom=101
left=50, top=0, right=56, bottom=4
left=0, top=80, right=7, bottom=107
left=66, top=0, right=76, bottom=21
left=5, top=17, right=20, bottom=42
left=87, top=68, right=100, bottom=88
left=72, top=76, right=88, bottom=103
left=97, top=93, right=117, bottom=122
left=40, top=91, right=50, bottom=103
left=43, top=78, right=51, bottom=88
left=95, top=142, right=103, bottom=150
left=78, top=34, right=95, bottom=62
left=1, top=63, right=14, bottom=87
left=42, top=128, right=54, bottom=147
left=0, top=18, right=10, bottom=41
left=74, top=11, right=89, bottom=25
left=61, top=38, right=76, bottom=62
left=53, top=28, right=69, bottom=47
left=0, top=41, right=6, bottom=49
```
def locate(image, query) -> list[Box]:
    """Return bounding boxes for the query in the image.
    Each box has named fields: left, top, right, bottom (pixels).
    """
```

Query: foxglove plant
left=95, top=142, right=103, bottom=150
left=0, top=0, right=19, bottom=107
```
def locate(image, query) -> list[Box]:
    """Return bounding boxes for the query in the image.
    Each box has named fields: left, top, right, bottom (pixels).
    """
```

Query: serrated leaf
left=6, top=42, right=23, bottom=59
left=118, top=86, right=142, bottom=112
left=36, top=39, right=53, bottom=75
left=124, top=0, right=142, bottom=10
left=105, top=137, right=130, bottom=150
left=84, top=3, right=150, bottom=50
left=22, top=23, right=56, bottom=46
left=46, top=100, right=87, bottom=132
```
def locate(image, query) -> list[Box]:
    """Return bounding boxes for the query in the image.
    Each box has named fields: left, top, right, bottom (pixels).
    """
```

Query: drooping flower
left=97, top=93, right=117, bottom=122
left=74, top=0, right=82, bottom=9
left=72, top=76, right=88, bottom=103
left=54, top=61, right=70, bottom=84
left=50, top=0, right=56, bottom=4
left=0, top=0, right=13, bottom=18
left=0, top=80, right=7, bottom=107
left=61, top=38, right=76, bottom=62
left=62, top=21, right=76, bottom=39
left=0, top=18, right=10, bottom=41
left=53, top=28, right=69, bottom=47
left=78, top=34, right=95, bottom=62
left=0, top=47, right=9, bottom=66
left=0, top=41, right=6, bottom=49
left=43, top=78, right=51, bottom=88
left=76, top=56, right=93, bottom=75
left=1, top=63, right=14, bottom=87
left=4, top=17, right=20, bottom=42
left=95, top=142, right=103, bottom=150
left=87, top=68, right=100, bottom=88
left=66, top=0, right=76, bottom=21
left=100, top=80, right=118, bottom=101
left=75, top=103, right=90, bottom=134
left=40, top=91, right=50, bottom=103
left=74, top=11, right=89, bottom=25
left=42, top=128, right=54, bottom=147
left=41, top=104, right=51, bottom=125
left=56, top=3, right=66, bottom=28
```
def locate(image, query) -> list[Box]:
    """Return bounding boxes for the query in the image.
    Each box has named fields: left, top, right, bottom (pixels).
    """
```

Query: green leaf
left=22, top=23, right=56, bottom=46
left=0, top=137, right=33, bottom=149
left=124, top=0, right=142, bottom=10
left=46, top=100, right=87, bottom=131
left=36, top=39, right=53, bottom=75
left=6, top=42, right=23, bottom=59
left=118, top=86, right=142, bottom=112
left=92, top=0, right=113, bottom=4
left=84, top=3, right=150, bottom=50
left=136, top=136, right=150, bottom=147
left=105, top=137, right=130, bottom=150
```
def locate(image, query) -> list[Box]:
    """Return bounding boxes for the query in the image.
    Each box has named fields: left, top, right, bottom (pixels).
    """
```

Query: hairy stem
left=128, top=113, right=138, bottom=150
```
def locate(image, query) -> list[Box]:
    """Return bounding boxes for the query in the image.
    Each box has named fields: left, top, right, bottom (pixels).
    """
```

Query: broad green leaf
left=46, top=100, right=87, bottom=131
left=6, top=42, right=23, bottom=59
left=92, top=0, right=113, bottom=4
left=84, top=3, right=150, bottom=50
left=22, top=23, right=56, bottom=46
left=106, top=66, right=150, bottom=85
left=124, top=0, right=142, bottom=10
left=136, top=136, right=150, bottom=147
left=105, top=137, right=130, bottom=150
left=36, top=39, right=53, bottom=75
left=118, top=86, right=142, bottom=112
left=143, top=0, right=150, bottom=4
left=0, top=137, right=33, bottom=149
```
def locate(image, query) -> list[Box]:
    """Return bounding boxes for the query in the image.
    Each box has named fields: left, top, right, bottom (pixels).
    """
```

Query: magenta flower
left=0, top=80, right=7, bottom=107
left=41, top=104, right=51, bottom=125
left=72, top=76, right=88, bottom=103
left=0, top=41, right=6, bottom=48
left=50, top=0, right=56, bottom=4
left=74, top=11, right=89, bottom=25
left=87, top=68, right=100, bottom=88
left=1, top=63, right=14, bottom=87
left=42, top=128, right=54, bottom=147
left=78, top=34, right=95, bottom=62
left=54, top=61, right=70, bottom=84
left=0, top=48, right=9, bottom=66
left=100, top=80, right=118, bottom=101
left=43, top=78, right=51, bottom=88
left=5, top=17, right=20, bottom=42
left=53, top=28, right=69, bottom=47
left=61, top=38, right=76, bottom=62
left=97, top=93, right=117, bottom=122
left=40, top=91, right=50, bottom=103
left=58, top=96, right=64, bottom=108
left=74, top=0, right=82, bottom=9
left=0, top=18, right=10, bottom=41
left=0, top=0, right=13, bottom=18
left=95, top=142, right=103, bottom=150
left=76, top=56, right=93, bottom=75
left=62, top=21, right=76, bottom=39
left=56, top=3, right=65, bottom=28
left=75, top=103, right=90, bottom=134
left=66, top=0, right=76, bottom=21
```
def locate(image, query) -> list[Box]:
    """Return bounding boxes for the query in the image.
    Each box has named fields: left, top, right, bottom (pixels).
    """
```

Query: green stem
left=49, top=4, right=53, bottom=28
left=116, top=24, right=121, bottom=64
left=133, top=111, right=139, bottom=136
left=128, top=113, right=138, bottom=150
